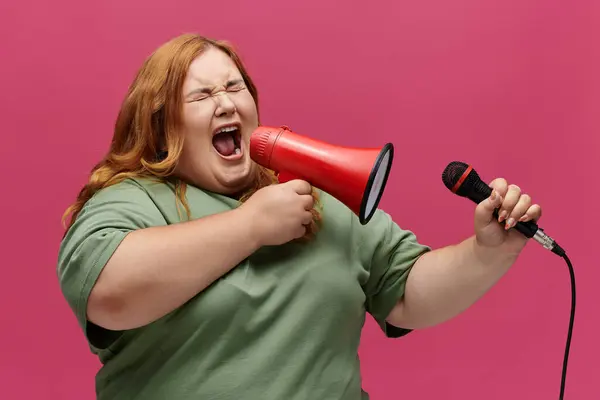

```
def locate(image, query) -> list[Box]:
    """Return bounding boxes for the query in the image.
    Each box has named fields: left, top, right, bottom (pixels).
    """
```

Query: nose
left=213, top=91, right=237, bottom=117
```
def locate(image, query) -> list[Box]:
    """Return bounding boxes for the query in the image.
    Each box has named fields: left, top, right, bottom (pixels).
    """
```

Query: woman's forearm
left=387, top=235, right=520, bottom=329
left=87, top=207, right=260, bottom=331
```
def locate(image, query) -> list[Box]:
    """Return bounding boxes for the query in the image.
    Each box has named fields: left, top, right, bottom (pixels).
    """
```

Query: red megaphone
left=249, top=125, right=394, bottom=225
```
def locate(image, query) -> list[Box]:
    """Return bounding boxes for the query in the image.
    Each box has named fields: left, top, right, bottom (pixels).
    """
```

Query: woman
left=57, top=33, right=542, bottom=399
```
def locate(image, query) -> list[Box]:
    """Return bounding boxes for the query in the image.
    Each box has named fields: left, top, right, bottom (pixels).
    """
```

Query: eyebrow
left=186, top=79, right=244, bottom=98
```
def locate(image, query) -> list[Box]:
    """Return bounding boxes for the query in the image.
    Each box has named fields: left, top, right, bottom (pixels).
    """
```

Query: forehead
left=185, top=47, right=241, bottom=87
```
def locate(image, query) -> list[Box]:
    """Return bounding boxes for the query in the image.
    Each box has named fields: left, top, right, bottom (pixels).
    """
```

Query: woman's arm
left=386, top=178, right=541, bottom=329
left=385, top=235, right=517, bottom=329
left=85, top=178, right=314, bottom=331
left=87, top=207, right=259, bottom=331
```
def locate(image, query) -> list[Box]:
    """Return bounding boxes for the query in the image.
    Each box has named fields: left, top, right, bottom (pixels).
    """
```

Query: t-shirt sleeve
left=356, top=209, right=431, bottom=338
left=56, top=179, right=167, bottom=349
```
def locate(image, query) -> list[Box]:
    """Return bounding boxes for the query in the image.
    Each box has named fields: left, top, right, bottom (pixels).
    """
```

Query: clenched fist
left=474, top=178, right=542, bottom=255
left=239, top=180, right=315, bottom=246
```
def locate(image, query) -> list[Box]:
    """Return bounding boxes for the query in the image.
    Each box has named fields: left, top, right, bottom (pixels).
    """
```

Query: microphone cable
left=558, top=251, right=575, bottom=400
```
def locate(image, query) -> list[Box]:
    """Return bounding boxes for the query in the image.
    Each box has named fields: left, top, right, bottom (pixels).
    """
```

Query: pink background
left=1, top=0, right=598, bottom=399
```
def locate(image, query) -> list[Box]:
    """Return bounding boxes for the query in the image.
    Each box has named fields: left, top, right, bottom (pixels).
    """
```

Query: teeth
left=215, top=126, right=238, bottom=134
left=234, top=148, right=241, bottom=155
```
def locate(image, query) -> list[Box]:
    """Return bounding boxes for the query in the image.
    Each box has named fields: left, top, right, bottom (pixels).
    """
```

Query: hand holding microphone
left=442, top=161, right=565, bottom=257
left=468, top=176, right=543, bottom=256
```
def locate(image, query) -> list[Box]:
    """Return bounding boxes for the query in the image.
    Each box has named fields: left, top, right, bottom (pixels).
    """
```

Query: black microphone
left=441, top=161, right=565, bottom=257
left=442, top=161, right=575, bottom=400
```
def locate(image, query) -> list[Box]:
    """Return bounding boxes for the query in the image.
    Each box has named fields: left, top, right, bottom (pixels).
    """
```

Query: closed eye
left=186, top=88, right=212, bottom=102
left=226, top=79, right=246, bottom=92
left=185, top=79, right=246, bottom=102
left=190, top=94, right=210, bottom=102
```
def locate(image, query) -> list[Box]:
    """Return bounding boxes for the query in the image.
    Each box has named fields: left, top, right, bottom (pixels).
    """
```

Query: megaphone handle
left=277, top=170, right=299, bottom=183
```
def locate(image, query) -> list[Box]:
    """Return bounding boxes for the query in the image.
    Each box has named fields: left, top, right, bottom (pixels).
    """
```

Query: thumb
left=285, top=179, right=313, bottom=195
left=474, top=189, right=503, bottom=230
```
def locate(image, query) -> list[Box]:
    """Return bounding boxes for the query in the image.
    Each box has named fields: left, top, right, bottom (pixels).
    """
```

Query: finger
left=295, top=224, right=308, bottom=239
left=489, top=178, right=509, bottom=198
left=474, top=188, right=504, bottom=228
left=497, top=184, right=521, bottom=223
left=519, top=204, right=542, bottom=223
left=287, top=179, right=312, bottom=195
left=302, top=211, right=313, bottom=225
left=505, top=193, right=531, bottom=229
left=301, top=194, right=315, bottom=210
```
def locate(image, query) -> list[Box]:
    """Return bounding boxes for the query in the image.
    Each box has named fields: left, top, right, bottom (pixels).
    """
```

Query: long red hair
left=62, top=33, right=321, bottom=239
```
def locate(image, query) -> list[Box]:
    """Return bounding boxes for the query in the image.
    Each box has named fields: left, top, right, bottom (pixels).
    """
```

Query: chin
left=213, top=158, right=257, bottom=195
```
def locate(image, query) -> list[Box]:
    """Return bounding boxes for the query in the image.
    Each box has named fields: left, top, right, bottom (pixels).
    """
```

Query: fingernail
left=498, top=210, right=508, bottom=222
left=490, top=190, right=497, bottom=200
left=505, top=218, right=515, bottom=229
left=519, top=215, right=530, bottom=222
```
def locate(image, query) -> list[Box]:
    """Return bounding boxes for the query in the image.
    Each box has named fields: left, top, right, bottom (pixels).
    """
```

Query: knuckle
left=508, top=184, right=521, bottom=193
left=492, top=177, right=508, bottom=188
left=494, top=183, right=509, bottom=196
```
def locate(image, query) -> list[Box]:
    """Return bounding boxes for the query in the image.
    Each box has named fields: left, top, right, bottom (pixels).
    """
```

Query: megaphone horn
left=249, top=126, right=394, bottom=225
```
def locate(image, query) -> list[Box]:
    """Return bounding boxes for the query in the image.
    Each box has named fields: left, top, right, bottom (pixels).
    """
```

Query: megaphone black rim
left=359, top=143, right=394, bottom=225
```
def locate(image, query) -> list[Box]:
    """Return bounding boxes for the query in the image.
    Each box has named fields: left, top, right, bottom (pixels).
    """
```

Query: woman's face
left=176, top=47, right=259, bottom=196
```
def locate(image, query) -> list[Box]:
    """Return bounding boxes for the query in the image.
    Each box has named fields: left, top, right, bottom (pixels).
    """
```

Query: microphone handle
left=514, top=216, right=565, bottom=257
left=491, top=208, right=538, bottom=238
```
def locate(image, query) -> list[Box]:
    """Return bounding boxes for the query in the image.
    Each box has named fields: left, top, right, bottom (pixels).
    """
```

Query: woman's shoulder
left=73, top=177, right=175, bottom=224
left=86, top=177, right=237, bottom=223
left=85, top=176, right=175, bottom=207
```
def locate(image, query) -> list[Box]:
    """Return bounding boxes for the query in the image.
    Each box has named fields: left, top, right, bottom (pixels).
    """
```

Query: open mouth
left=212, top=125, right=242, bottom=158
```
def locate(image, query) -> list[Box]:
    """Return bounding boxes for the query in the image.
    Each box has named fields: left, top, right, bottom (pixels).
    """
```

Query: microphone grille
left=442, top=161, right=490, bottom=203
left=442, top=161, right=470, bottom=191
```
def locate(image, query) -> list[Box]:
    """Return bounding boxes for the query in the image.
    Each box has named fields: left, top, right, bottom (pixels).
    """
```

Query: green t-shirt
left=57, top=177, right=430, bottom=400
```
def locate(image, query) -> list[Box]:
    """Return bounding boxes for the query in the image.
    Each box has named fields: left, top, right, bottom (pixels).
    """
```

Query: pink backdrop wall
left=1, top=0, right=598, bottom=399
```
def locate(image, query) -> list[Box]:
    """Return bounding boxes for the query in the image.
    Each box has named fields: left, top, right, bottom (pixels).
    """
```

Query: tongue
left=213, top=133, right=236, bottom=156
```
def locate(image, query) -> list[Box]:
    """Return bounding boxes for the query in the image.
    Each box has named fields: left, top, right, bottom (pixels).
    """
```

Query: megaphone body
left=249, top=126, right=394, bottom=225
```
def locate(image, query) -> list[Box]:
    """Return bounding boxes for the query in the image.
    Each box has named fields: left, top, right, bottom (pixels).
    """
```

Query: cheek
left=236, top=92, right=258, bottom=122
left=181, top=106, right=213, bottom=145
left=182, top=103, right=214, bottom=131
left=179, top=126, right=213, bottom=168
